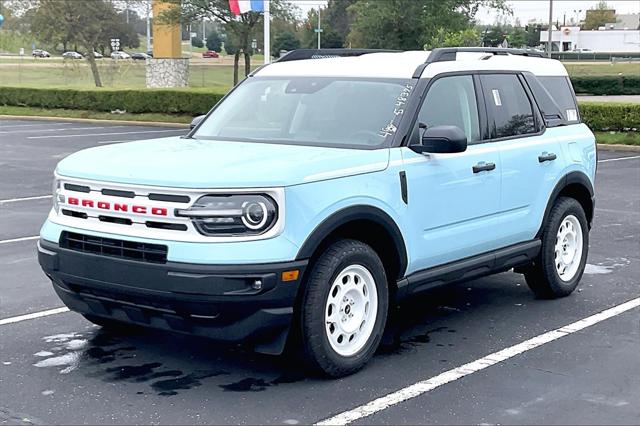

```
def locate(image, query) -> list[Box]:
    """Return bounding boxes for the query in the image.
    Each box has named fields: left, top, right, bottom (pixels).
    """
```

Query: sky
left=475, top=1, right=640, bottom=25
left=293, top=0, right=640, bottom=25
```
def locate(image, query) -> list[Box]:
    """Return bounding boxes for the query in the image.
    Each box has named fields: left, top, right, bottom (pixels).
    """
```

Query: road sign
left=110, top=38, right=121, bottom=51
left=19, top=48, right=24, bottom=56
left=314, top=28, right=324, bottom=33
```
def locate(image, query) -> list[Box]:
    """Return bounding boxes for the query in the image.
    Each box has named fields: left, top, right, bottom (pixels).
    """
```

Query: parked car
left=61, top=51, right=83, bottom=59
left=202, top=50, right=219, bottom=58
left=131, top=52, right=151, bottom=60
left=93, top=51, right=103, bottom=59
left=32, top=49, right=51, bottom=58
left=110, top=51, right=131, bottom=60
left=39, top=47, right=596, bottom=378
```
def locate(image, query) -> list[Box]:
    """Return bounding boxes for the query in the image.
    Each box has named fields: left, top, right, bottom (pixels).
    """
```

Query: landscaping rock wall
left=146, top=58, right=189, bottom=88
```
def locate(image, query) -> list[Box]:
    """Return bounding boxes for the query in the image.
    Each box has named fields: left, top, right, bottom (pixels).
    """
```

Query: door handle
left=538, top=152, right=557, bottom=163
left=472, top=162, right=496, bottom=173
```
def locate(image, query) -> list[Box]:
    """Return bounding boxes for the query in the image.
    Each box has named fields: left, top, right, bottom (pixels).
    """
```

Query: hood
left=56, top=137, right=390, bottom=188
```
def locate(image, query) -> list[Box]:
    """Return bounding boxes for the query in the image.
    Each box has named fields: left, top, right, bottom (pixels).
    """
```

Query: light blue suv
left=38, top=48, right=596, bottom=377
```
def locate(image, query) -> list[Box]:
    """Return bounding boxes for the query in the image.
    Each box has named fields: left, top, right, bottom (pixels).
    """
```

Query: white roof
left=254, top=50, right=568, bottom=79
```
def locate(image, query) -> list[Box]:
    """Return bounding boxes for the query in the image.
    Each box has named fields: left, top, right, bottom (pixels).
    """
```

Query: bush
left=570, top=75, right=640, bottom=95
left=579, top=102, right=640, bottom=132
left=206, top=31, right=223, bottom=52
left=0, top=87, right=226, bottom=115
left=191, top=37, right=204, bottom=48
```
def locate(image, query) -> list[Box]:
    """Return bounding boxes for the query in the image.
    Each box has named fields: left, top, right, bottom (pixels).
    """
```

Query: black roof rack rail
left=276, top=48, right=400, bottom=62
left=425, top=47, right=544, bottom=64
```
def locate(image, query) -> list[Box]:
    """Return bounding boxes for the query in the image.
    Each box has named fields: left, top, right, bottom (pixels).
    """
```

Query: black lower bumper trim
left=38, top=239, right=308, bottom=354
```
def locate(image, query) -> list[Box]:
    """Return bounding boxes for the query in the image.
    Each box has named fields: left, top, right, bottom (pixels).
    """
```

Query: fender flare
left=295, top=205, right=408, bottom=277
left=536, top=171, right=595, bottom=238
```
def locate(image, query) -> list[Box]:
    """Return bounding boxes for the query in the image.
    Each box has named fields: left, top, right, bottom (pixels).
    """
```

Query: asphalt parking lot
left=0, top=118, right=639, bottom=425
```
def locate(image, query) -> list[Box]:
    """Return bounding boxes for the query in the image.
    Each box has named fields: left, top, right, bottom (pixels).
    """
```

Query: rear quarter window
left=537, top=76, right=580, bottom=124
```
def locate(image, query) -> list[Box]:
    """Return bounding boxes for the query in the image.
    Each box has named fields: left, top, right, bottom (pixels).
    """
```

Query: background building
left=541, top=26, right=640, bottom=52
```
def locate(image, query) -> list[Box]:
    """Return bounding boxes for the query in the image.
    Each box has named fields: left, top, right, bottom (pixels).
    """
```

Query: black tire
left=525, top=197, right=589, bottom=298
left=299, top=239, right=389, bottom=377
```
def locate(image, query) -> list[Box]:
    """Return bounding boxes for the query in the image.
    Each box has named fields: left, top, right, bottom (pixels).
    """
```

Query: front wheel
left=300, top=239, right=389, bottom=377
left=525, top=197, right=589, bottom=298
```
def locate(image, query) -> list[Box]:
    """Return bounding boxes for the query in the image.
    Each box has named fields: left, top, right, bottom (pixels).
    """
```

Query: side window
left=538, top=76, right=580, bottom=123
left=480, top=74, right=537, bottom=139
left=415, top=75, right=481, bottom=144
left=523, top=73, right=566, bottom=127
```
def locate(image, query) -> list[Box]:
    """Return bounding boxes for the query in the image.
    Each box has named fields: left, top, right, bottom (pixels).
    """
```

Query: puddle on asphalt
left=584, top=258, right=630, bottom=275
left=378, top=325, right=451, bottom=355
left=219, top=369, right=308, bottom=392
left=584, top=264, right=614, bottom=275
left=31, top=327, right=309, bottom=396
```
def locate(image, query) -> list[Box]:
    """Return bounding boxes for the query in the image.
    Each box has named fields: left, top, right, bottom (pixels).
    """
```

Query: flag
left=229, top=0, right=264, bottom=16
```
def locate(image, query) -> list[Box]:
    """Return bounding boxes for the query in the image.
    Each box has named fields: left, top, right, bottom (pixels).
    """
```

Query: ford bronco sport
left=39, top=48, right=596, bottom=377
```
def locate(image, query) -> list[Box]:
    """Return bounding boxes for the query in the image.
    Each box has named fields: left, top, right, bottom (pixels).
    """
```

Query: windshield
left=194, top=77, right=414, bottom=149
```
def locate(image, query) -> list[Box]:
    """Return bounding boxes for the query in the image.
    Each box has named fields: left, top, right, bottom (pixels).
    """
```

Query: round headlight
left=242, top=201, right=268, bottom=230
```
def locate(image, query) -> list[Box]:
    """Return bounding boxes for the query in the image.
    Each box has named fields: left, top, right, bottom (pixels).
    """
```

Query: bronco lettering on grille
left=67, top=197, right=168, bottom=216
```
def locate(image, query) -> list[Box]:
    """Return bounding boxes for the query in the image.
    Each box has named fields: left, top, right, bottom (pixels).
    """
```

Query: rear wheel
left=525, top=197, right=589, bottom=298
left=300, top=239, right=388, bottom=377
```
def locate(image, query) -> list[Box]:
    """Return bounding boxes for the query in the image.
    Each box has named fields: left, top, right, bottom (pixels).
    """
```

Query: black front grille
left=60, top=231, right=168, bottom=264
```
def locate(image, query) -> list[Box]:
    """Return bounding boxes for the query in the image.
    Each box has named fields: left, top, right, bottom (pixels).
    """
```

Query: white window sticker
left=492, top=89, right=502, bottom=106
left=567, top=109, right=578, bottom=122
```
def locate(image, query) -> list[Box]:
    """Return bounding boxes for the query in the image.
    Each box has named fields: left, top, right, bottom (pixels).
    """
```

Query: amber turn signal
left=281, top=270, right=300, bottom=282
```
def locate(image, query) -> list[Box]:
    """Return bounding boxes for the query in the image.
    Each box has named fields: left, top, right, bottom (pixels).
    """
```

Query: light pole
left=264, top=0, right=270, bottom=64
left=547, top=0, right=553, bottom=58
left=315, top=7, right=323, bottom=49
left=146, top=0, right=151, bottom=53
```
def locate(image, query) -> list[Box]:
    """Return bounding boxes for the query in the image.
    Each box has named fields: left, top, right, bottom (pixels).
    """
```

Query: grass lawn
left=563, top=62, right=640, bottom=77
left=594, top=131, right=640, bottom=146
left=0, top=61, right=252, bottom=90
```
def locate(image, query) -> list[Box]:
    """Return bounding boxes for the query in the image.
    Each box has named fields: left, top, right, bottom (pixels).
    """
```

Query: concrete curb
left=597, top=143, right=640, bottom=152
left=0, top=115, right=190, bottom=128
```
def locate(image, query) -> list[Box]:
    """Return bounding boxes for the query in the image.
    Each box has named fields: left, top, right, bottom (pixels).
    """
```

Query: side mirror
left=190, top=115, right=205, bottom=130
left=410, top=125, right=467, bottom=154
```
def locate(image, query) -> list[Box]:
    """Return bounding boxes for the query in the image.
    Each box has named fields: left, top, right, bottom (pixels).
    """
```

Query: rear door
left=479, top=73, right=565, bottom=246
left=401, top=74, right=502, bottom=272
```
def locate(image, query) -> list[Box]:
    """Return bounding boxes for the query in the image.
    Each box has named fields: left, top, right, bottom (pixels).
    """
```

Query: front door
left=401, top=74, right=502, bottom=274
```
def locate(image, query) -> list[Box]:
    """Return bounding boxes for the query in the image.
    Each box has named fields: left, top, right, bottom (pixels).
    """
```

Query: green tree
left=525, top=24, right=543, bottom=47
left=481, top=24, right=508, bottom=46
left=273, top=30, right=300, bottom=56
left=30, top=0, right=127, bottom=87
left=508, top=26, right=527, bottom=47
left=346, top=0, right=508, bottom=50
left=424, top=27, right=481, bottom=49
left=583, top=1, right=616, bottom=30
left=206, top=29, right=222, bottom=51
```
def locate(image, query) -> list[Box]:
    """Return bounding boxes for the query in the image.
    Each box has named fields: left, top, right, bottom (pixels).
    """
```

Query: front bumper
left=38, top=239, right=308, bottom=354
